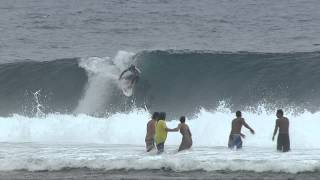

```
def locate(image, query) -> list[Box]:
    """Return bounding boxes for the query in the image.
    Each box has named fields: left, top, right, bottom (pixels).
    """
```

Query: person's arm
left=243, top=119, right=255, bottom=134
left=272, top=119, right=279, bottom=141
left=166, top=123, right=180, bottom=132
left=240, top=133, right=246, bottom=138
left=119, top=69, right=129, bottom=80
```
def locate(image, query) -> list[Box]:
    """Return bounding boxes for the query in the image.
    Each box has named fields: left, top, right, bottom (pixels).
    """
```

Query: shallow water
left=0, top=143, right=319, bottom=173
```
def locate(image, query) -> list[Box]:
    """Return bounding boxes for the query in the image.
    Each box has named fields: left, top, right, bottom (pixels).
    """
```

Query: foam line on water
left=0, top=105, right=319, bottom=149
left=0, top=145, right=319, bottom=173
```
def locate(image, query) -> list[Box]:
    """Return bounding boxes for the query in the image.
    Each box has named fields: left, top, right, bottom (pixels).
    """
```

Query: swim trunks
left=277, top=133, right=290, bottom=152
left=145, top=138, right=155, bottom=152
left=228, top=134, right=242, bottom=149
left=156, top=142, right=164, bottom=154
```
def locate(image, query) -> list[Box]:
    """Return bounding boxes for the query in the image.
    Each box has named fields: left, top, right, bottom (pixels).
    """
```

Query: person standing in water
left=155, top=112, right=177, bottom=154
left=145, top=112, right=159, bottom=152
left=176, top=116, right=192, bottom=151
left=228, top=111, right=255, bottom=149
left=272, top=109, right=290, bottom=152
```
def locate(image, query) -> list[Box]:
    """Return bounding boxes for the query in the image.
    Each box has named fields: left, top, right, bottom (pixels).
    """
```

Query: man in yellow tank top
left=155, top=112, right=178, bottom=153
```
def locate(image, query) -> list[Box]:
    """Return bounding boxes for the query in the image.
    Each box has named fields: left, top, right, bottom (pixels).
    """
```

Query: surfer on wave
left=119, top=64, right=141, bottom=88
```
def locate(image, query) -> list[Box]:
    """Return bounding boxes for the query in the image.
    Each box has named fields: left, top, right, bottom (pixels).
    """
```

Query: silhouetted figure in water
left=145, top=112, right=159, bottom=152
left=228, top=111, right=255, bottom=149
left=155, top=112, right=177, bottom=154
left=272, top=109, right=290, bottom=152
left=175, top=116, right=192, bottom=151
left=119, top=64, right=141, bottom=87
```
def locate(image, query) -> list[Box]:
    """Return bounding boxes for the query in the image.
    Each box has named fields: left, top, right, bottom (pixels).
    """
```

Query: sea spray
left=75, top=51, right=135, bottom=114
left=0, top=105, right=318, bottom=148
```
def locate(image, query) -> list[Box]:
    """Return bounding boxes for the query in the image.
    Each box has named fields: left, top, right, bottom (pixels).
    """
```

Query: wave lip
left=1, top=50, right=320, bottom=116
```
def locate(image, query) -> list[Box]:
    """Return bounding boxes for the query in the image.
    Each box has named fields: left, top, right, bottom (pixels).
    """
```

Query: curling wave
left=1, top=50, right=320, bottom=116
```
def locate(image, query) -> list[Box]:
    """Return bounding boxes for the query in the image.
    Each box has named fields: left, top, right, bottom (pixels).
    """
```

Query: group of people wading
left=145, top=112, right=192, bottom=153
left=145, top=109, right=290, bottom=154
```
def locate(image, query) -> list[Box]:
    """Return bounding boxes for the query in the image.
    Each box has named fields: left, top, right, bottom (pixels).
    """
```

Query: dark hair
left=277, top=109, right=284, bottom=116
left=180, top=116, right=186, bottom=123
left=236, top=111, right=242, bottom=117
left=159, top=112, right=166, bottom=120
left=152, top=112, right=160, bottom=120
left=129, top=64, right=135, bottom=69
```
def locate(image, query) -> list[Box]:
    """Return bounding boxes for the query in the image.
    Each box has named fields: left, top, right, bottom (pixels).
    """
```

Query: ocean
left=1, top=0, right=320, bottom=179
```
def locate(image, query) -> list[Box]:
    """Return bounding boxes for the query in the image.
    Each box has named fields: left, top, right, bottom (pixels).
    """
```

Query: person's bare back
left=276, top=117, right=289, bottom=134
left=228, top=111, right=255, bottom=149
left=272, top=109, right=290, bottom=152
left=231, top=118, right=246, bottom=134
left=145, top=119, right=156, bottom=140
left=145, top=112, right=159, bottom=152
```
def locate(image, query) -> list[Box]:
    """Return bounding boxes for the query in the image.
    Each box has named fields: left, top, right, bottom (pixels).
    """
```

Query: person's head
left=152, top=112, right=160, bottom=120
left=159, top=112, right=166, bottom=121
left=236, top=111, right=242, bottom=118
left=276, top=109, right=284, bottom=118
left=129, top=64, right=136, bottom=70
left=180, top=116, right=186, bottom=123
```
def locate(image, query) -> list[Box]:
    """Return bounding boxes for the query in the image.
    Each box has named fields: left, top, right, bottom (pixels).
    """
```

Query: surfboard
left=119, top=72, right=135, bottom=97
left=121, top=81, right=133, bottom=97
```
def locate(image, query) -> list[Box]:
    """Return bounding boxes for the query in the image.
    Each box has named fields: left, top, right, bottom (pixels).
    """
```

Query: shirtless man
left=145, top=112, right=159, bottom=152
left=228, top=111, right=255, bottom=149
left=272, top=109, right=290, bottom=152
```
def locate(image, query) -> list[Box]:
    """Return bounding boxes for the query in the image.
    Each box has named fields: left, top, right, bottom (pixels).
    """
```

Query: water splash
left=75, top=51, right=135, bottom=114
left=31, top=90, right=45, bottom=117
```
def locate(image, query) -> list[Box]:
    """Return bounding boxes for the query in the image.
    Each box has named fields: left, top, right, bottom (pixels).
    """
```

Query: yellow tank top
left=155, top=120, right=167, bottom=144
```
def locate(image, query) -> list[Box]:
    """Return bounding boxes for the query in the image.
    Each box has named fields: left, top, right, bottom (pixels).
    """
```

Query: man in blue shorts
left=228, top=111, right=255, bottom=149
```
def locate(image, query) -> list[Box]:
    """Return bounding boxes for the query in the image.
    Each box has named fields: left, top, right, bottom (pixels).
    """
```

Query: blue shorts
left=228, top=134, right=242, bottom=149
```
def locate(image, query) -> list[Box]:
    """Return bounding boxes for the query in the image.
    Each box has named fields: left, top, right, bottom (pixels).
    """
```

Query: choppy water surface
left=1, top=143, right=319, bottom=173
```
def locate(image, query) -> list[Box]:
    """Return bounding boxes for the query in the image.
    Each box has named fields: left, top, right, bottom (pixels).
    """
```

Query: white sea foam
left=0, top=106, right=319, bottom=148
left=0, top=144, right=319, bottom=173
left=0, top=106, right=320, bottom=172
left=75, top=51, right=135, bottom=114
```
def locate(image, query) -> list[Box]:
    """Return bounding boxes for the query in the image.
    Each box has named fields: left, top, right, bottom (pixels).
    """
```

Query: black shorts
left=277, top=133, right=290, bottom=152
left=156, top=143, right=164, bottom=154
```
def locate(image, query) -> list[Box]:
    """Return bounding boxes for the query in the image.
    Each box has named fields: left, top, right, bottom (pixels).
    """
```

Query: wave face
left=135, top=51, right=320, bottom=116
left=1, top=50, right=320, bottom=116
left=0, top=59, right=87, bottom=116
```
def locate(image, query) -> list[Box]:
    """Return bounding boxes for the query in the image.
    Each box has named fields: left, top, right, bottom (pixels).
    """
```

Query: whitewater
left=0, top=104, right=320, bottom=173
left=0, top=50, right=320, bottom=174
left=2, top=0, right=320, bottom=179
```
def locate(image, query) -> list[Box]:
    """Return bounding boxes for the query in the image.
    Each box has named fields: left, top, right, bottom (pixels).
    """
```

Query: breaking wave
left=1, top=50, right=320, bottom=117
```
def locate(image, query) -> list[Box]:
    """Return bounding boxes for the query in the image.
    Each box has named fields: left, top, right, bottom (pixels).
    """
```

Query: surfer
left=272, top=109, right=290, bottom=152
left=145, top=112, right=159, bottom=152
left=155, top=112, right=178, bottom=154
left=119, top=64, right=141, bottom=87
left=176, top=116, right=192, bottom=151
left=228, top=111, right=255, bottom=150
